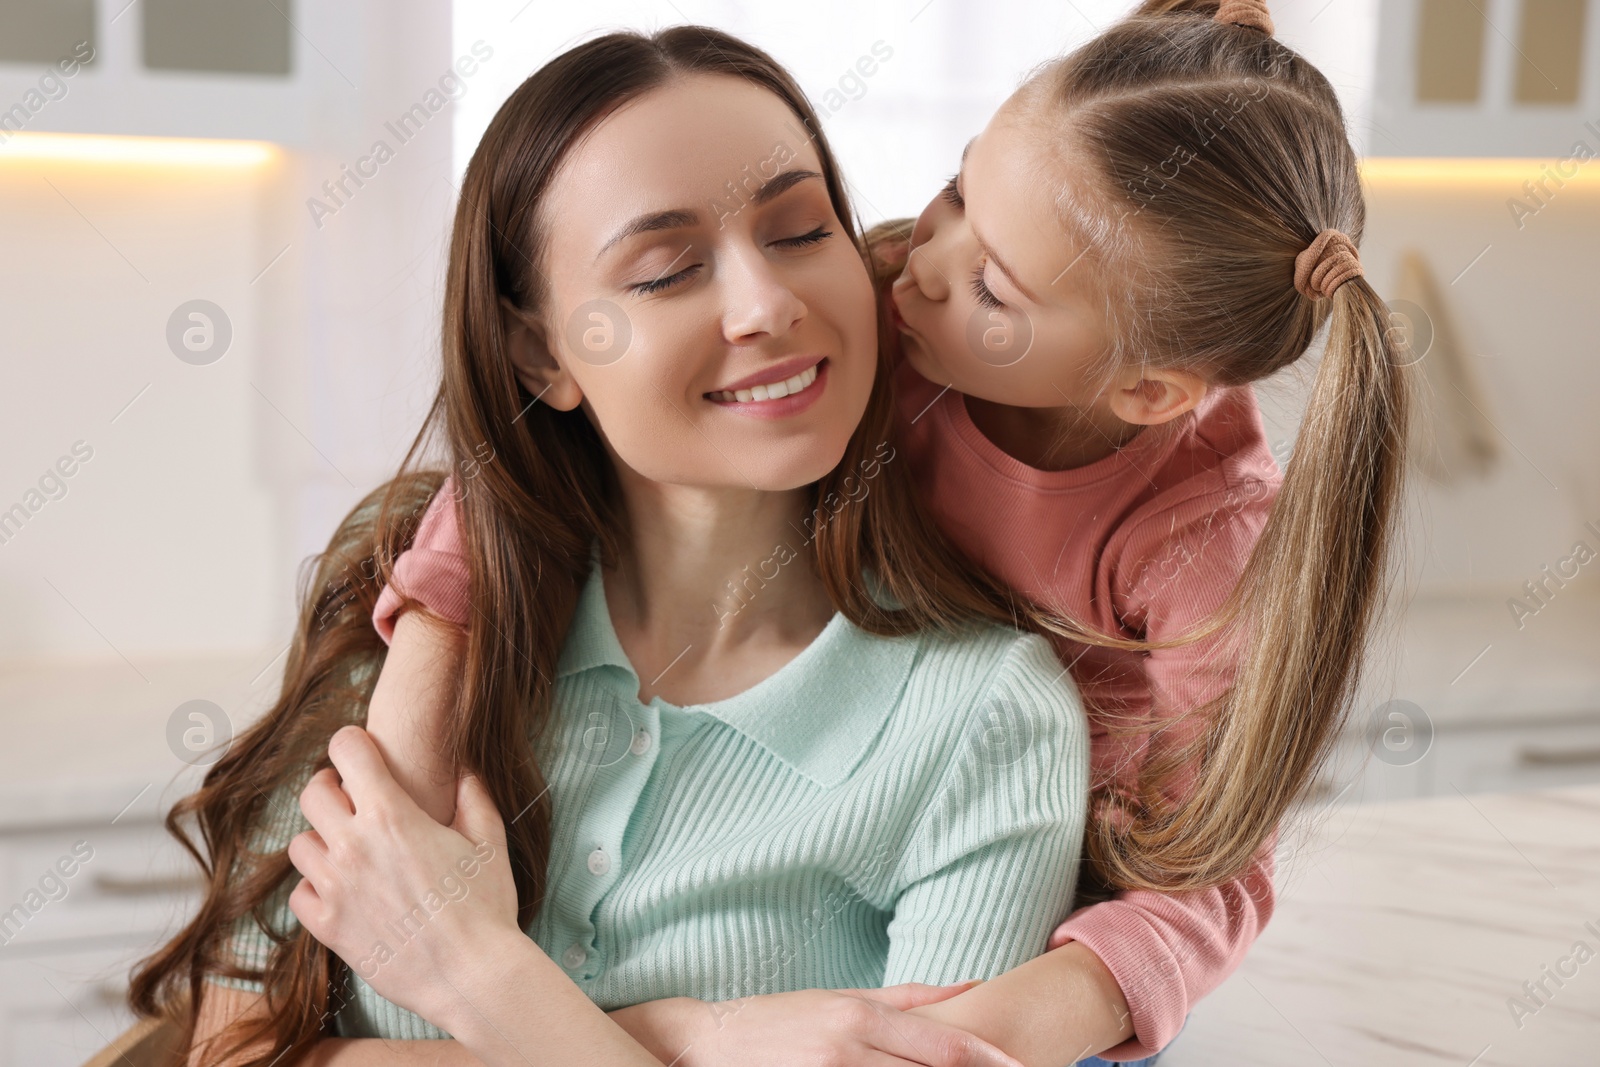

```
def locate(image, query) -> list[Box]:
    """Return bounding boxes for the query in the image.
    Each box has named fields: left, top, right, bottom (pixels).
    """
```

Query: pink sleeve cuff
left=1049, top=839, right=1276, bottom=1059
left=371, top=477, right=472, bottom=645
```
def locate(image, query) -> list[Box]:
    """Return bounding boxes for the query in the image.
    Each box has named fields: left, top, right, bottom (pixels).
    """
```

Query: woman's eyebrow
left=596, top=209, right=697, bottom=262
left=595, top=169, right=825, bottom=261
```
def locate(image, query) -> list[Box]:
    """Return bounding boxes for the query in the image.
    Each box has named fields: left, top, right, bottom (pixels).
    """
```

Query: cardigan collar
left=556, top=545, right=917, bottom=788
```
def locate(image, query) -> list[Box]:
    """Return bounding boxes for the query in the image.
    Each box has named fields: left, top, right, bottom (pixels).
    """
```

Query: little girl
left=365, top=0, right=1410, bottom=1063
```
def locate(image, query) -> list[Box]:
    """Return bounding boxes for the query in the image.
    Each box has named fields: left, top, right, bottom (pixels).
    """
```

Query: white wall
left=453, top=0, right=1383, bottom=222
left=0, top=0, right=456, bottom=665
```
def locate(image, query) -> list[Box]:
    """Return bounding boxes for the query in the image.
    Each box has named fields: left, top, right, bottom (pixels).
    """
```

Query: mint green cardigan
left=222, top=557, right=1089, bottom=1039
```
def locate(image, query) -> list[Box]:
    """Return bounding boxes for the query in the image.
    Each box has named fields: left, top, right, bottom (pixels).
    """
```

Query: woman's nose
left=721, top=256, right=807, bottom=343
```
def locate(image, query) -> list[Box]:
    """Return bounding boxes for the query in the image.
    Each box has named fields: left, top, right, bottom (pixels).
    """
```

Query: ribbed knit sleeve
left=208, top=784, right=306, bottom=992
left=885, top=635, right=1088, bottom=987
left=371, top=476, right=471, bottom=645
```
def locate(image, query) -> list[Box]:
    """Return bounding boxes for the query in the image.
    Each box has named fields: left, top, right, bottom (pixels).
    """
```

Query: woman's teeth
left=709, top=363, right=819, bottom=403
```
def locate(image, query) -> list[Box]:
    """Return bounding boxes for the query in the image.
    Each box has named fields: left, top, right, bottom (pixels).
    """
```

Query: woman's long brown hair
left=995, top=0, right=1413, bottom=893
left=128, top=26, right=1070, bottom=1066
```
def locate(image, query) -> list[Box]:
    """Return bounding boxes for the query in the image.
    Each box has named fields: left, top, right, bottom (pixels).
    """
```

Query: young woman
left=362, top=0, right=1412, bottom=1064
left=128, top=25, right=1092, bottom=1067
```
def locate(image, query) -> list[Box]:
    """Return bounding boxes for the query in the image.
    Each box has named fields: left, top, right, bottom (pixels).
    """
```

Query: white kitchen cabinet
left=0, top=654, right=262, bottom=1063
left=1307, top=590, right=1600, bottom=806
left=1371, top=0, right=1600, bottom=156
left=0, top=818, right=201, bottom=1067
left=1318, top=713, right=1600, bottom=806
left=0, top=0, right=321, bottom=146
left=0, top=942, right=161, bottom=1067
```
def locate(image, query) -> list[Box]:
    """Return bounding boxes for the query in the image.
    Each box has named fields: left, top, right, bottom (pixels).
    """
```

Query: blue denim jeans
left=1075, top=1013, right=1188, bottom=1066
left=1077, top=1054, right=1160, bottom=1067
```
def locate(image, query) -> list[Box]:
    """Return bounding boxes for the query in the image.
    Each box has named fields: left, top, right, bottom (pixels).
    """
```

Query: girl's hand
left=616, top=982, right=1025, bottom=1067
left=287, top=724, right=524, bottom=1028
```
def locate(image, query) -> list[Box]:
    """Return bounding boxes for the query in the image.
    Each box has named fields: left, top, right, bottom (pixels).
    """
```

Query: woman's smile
left=704, top=355, right=829, bottom=418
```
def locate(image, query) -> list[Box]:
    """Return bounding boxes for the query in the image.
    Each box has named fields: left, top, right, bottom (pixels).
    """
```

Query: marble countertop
left=1167, top=783, right=1600, bottom=1066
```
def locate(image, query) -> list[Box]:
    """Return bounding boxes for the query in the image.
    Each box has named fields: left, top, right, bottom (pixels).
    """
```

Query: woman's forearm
left=437, top=931, right=665, bottom=1067
left=606, top=998, right=700, bottom=1064
left=908, top=941, right=1133, bottom=1067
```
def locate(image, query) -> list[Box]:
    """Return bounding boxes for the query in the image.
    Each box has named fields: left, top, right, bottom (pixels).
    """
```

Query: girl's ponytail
left=1099, top=270, right=1412, bottom=889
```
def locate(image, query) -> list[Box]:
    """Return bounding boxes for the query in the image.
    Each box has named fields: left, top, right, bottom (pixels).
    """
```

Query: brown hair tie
left=1294, top=229, right=1363, bottom=299
left=1214, top=0, right=1275, bottom=34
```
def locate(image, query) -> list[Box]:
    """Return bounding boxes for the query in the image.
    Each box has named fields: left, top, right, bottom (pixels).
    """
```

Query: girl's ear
left=498, top=295, right=584, bottom=412
left=1106, top=367, right=1208, bottom=426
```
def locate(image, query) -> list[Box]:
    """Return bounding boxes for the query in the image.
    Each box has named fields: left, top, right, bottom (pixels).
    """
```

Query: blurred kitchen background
left=0, top=0, right=1596, bottom=1064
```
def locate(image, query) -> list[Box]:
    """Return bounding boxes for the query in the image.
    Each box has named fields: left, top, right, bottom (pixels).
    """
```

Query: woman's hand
left=287, top=724, right=524, bottom=1029
left=610, top=982, right=1027, bottom=1067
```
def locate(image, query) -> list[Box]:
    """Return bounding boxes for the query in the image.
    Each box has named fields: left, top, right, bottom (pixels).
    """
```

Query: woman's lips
left=706, top=358, right=829, bottom=419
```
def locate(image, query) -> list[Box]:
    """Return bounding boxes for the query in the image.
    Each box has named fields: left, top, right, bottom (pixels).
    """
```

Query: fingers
left=325, top=725, right=409, bottom=814
left=298, top=767, right=353, bottom=835
left=859, top=1054, right=937, bottom=1067
left=287, top=874, right=325, bottom=935
left=286, top=829, right=343, bottom=894
left=853, top=980, right=983, bottom=1011
left=848, top=998, right=1026, bottom=1067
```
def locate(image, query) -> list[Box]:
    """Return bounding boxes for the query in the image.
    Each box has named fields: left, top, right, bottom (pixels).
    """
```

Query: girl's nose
left=904, top=214, right=951, bottom=303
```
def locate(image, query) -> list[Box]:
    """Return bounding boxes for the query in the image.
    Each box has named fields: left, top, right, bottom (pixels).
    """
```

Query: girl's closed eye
left=939, top=173, right=1001, bottom=308
left=629, top=225, right=835, bottom=296
left=970, top=264, right=1003, bottom=310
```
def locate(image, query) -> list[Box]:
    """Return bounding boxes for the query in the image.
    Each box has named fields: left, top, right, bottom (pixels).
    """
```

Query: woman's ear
left=1106, top=367, right=1208, bottom=427
left=498, top=295, right=584, bottom=412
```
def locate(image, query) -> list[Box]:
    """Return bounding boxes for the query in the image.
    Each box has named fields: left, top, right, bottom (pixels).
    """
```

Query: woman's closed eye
left=629, top=225, right=836, bottom=296
left=941, top=173, right=963, bottom=210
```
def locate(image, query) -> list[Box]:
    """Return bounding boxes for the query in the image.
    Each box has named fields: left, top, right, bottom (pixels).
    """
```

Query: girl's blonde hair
left=1003, top=0, right=1412, bottom=893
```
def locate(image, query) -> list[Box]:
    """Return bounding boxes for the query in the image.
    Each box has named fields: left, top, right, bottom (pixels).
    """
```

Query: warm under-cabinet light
left=0, top=131, right=277, bottom=167
left=1359, top=157, right=1600, bottom=187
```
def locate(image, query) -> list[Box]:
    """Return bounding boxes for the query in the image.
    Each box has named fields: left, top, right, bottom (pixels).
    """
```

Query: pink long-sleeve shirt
left=372, top=358, right=1282, bottom=1059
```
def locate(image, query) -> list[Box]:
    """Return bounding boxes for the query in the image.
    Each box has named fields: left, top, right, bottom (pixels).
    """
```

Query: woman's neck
left=604, top=472, right=835, bottom=706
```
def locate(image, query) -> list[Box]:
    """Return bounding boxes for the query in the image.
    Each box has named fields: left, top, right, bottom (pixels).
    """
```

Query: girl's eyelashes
left=628, top=226, right=834, bottom=295
left=941, top=173, right=964, bottom=209
left=941, top=174, right=999, bottom=308
left=969, top=264, right=1003, bottom=309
